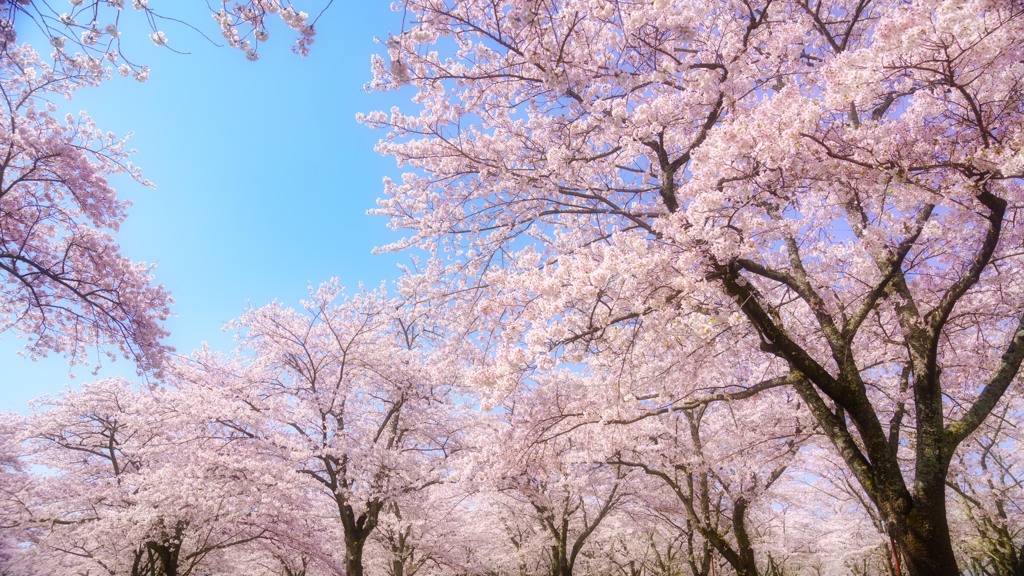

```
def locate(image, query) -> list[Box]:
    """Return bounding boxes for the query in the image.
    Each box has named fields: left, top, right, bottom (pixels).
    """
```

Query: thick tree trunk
left=345, top=537, right=366, bottom=576
left=894, top=373, right=959, bottom=576
left=549, top=542, right=572, bottom=576
left=878, top=478, right=958, bottom=576
left=895, top=509, right=959, bottom=576
left=789, top=371, right=963, bottom=576
left=731, top=498, right=760, bottom=576
left=336, top=496, right=382, bottom=576
left=147, top=542, right=179, bottom=576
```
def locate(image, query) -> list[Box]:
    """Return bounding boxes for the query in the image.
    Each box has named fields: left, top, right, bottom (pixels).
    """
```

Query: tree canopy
left=2, top=1, right=1023, bottom=576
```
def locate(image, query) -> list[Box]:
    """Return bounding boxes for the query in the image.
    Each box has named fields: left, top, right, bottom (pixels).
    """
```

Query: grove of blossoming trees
left=2, top=1, right=1024, bottom=576
left=363, top=0, right=1024, bottom=574
left=2, top=285, right=1022, bottom=575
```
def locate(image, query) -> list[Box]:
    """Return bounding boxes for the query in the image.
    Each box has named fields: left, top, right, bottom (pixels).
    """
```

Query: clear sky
left=0, top=2, right=416, bottom=410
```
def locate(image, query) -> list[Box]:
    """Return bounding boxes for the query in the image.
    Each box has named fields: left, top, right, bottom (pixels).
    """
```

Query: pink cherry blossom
left=365, top=1, right=1024, bottom=573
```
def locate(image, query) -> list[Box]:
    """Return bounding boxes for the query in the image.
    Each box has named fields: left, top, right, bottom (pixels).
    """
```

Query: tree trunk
left=550, top=543, right=572, bottom=576
left=731, top=498, right=760, bottom=576
left=147, top=541, right=179, bottom=576
left=895, top=511, right=959, bottom=576
left=336, top=496, right=382, bottom=576
left=345, top=537, right=366, bottom=576
left=879, top=480, right=958, bottom=576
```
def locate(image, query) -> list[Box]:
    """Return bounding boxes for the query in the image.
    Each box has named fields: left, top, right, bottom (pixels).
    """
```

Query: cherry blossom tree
left=365, top=1, right=1024, bottom=574
left=13, top=379, right=284, bottom=576
left=0, top=0, right=331, bottom=371
left=365, top=480, right=494, bottom=576
left=0, top=38, right=171, bottom=371
left=375, top=499, right=442, bottom=576
left=460, top=370, right=629, bottom=576
left=180, top=282, right=461, bottom=576
left=611, top=398, right=806, bottom=576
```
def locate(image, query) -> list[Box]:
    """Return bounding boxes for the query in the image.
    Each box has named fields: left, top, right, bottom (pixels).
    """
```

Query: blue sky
left=0, top=3, right=416, bottom=410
